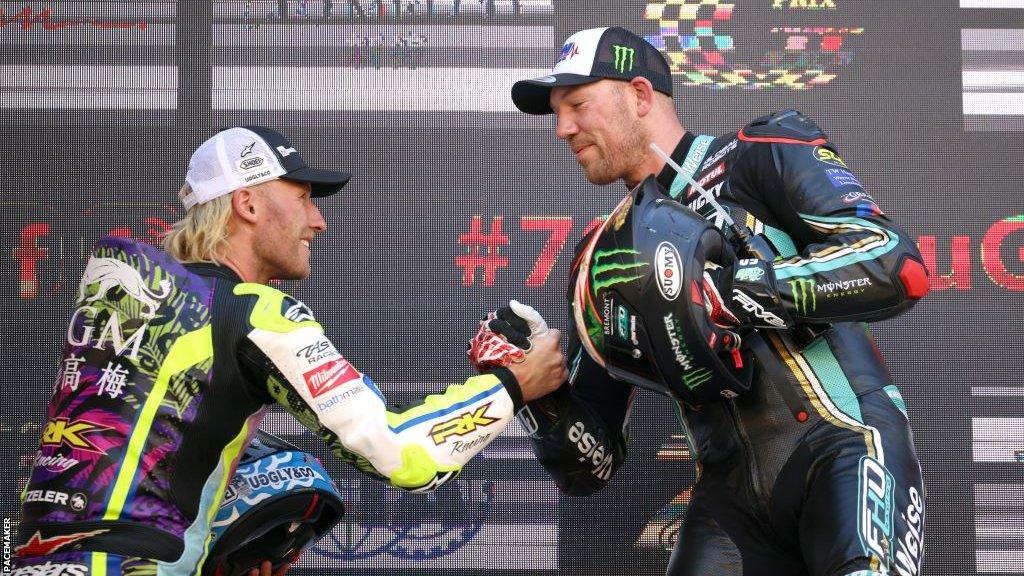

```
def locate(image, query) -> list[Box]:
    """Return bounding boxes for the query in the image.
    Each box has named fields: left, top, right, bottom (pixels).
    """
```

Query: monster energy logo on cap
left=789, top=278, right=817, bottom=315
left=613, top=45, right=635, bottom=74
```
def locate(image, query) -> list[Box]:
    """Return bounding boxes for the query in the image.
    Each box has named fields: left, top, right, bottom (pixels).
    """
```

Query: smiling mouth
left=301, top=240, right=310, bottom=249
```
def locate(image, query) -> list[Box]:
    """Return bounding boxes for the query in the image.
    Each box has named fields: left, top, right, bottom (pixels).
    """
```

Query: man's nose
left=554, top=114, right=577, bottom=141
left=309, top=203, right=327, bottom=232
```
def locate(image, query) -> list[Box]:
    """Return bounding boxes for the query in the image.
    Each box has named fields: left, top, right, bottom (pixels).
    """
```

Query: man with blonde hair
left=161, top=183, right=232, bottom=265
left=13, top=126, right=566, bottom=576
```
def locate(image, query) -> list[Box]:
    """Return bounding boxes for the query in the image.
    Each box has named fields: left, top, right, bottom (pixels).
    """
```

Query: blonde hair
left=162, top=183, right=234, bottom=264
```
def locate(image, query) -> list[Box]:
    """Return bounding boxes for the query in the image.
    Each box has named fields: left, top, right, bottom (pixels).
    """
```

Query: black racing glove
left=727, top=258, right=793, bottom=329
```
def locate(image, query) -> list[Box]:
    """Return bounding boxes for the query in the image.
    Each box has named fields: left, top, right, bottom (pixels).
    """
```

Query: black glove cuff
left=730, top=258, right=794, bottom=329
left=488, top=365, right=525, bottom=412
left=517, top=385, right=570, bottom=438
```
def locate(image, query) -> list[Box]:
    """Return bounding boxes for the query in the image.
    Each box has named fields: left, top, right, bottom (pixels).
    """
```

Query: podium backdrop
left=2, top=1, right=1022, bottom=574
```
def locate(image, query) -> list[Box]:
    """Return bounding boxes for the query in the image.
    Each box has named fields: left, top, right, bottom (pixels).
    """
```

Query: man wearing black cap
left=498, top=27, right=930, bottom=576
left=12, top=127, right=567, bottom=576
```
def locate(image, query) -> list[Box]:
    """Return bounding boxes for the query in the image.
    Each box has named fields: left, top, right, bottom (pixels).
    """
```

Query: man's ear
left=232, top=187, right=259, bottom=224
left=629, top=76, right=656, bottom=117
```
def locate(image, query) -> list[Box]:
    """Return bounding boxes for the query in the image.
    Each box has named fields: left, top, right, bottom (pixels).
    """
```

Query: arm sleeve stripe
left=361, top=374, right=387, bottom=404
left=772, top=214, right=899, bottom=280
left=388, top=380, right=506, bottom=432
left=737, top=130, right=827, bottom=146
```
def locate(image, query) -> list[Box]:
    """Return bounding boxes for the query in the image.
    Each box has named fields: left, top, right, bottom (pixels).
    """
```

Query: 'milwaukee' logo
left=643, top=0, right=865, bottom=89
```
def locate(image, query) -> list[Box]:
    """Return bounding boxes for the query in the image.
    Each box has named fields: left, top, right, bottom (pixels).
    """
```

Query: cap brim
left=283, top=166, right=353, bottom=197
left=511, top=74, right=603, bottom=115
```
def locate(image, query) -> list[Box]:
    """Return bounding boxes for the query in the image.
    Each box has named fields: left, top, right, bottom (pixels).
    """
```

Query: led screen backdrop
left=2, top=1, right=1022, bottom=574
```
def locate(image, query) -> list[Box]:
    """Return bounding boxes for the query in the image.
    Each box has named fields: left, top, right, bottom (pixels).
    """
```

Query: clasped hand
left=468, top=300, right=567, bottom=403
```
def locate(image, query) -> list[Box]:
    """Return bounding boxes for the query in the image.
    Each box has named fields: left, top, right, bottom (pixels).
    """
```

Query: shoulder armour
left=234, top=282, right=322, bottom=333
left=738, top=109, right=827, bottom=145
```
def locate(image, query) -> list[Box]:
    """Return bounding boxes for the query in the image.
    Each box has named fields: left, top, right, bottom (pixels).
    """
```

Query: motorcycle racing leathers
left=15, top=235, right=523, bottom=575
left=519, top=111, right=929, bottom=576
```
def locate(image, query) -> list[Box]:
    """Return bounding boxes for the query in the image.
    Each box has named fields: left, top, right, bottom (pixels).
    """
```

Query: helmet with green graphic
left=571, top=175, right=753, bottom=405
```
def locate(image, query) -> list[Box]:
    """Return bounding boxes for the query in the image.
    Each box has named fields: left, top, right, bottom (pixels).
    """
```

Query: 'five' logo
left=429, top=403, right=498, bottom=444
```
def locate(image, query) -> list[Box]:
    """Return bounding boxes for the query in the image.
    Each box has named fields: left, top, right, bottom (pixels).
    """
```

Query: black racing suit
left=518, top=111, right=928, bottom=576
left=14, top=236, right=524, bottom=575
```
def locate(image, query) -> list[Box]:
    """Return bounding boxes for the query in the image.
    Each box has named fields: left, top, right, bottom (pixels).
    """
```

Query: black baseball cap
left=511, top=26, right=673, bottom=115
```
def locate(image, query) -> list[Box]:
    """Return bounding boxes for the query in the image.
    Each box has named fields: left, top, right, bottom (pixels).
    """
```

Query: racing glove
left=708, top=259, right=793, bottom=330
left=468, top=300, right=548, bottom=371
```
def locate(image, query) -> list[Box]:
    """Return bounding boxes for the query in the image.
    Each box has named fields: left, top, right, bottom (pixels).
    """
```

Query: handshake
left=467, top=301, right=568, bottom=404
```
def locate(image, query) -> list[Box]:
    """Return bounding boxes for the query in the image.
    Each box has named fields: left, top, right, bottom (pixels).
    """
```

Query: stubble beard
left=255, top=222, right=311, bottom=282
left=277, top=239, right=312, bottom=281
left=580, top=113, right=649, bottom=186
left=581, top=152, right=619, bottom=186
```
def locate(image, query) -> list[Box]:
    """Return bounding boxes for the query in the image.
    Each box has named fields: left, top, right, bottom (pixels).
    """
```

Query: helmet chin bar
left=572, top=189, right=636, bottom=371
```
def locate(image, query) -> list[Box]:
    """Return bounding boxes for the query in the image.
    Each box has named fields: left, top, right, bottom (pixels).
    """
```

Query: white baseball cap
left=182, top=126, right=352, bottom=210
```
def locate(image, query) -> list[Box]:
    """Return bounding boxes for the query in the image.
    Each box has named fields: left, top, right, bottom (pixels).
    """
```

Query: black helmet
left=571, top=175, right=753, bottom=405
